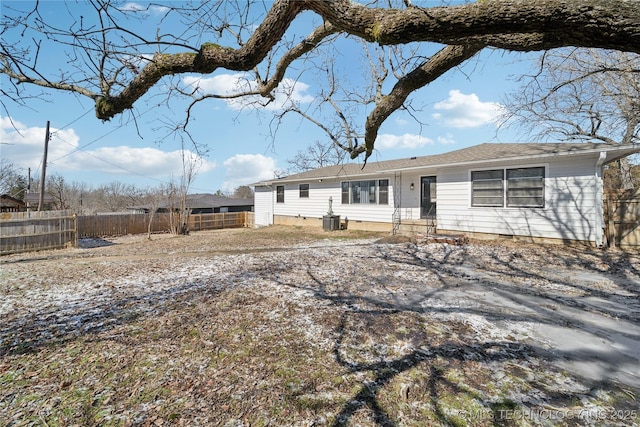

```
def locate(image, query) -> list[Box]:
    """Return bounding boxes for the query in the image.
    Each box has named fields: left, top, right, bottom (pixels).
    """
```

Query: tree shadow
left=0, top=276, right=224, bottom=356
left=1, top=239, right=638, bottom=426
left=274, top=241, right=640, bottom=426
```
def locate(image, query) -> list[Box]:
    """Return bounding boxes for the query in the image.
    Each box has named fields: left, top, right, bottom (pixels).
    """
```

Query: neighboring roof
left=182, top=193, right=253, bottom=208
left=0, top=194, right=25, bottom=207
left=129, top=193, right=253, bottom=211
left=23, top=192, right=55, bottom=204
left=256, top=143, right=640, bottom=185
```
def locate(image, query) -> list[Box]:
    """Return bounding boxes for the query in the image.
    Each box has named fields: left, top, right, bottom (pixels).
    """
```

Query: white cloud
left=375, top=133, right=434, bottom=150
left=432, top=90, right=504, bottom=128
left=68, top=147, right=216, bottom=178
left=1, top=116, right=81, bottom=170
left=222, top=154, right=277, bottom=191
left=183, top=73, right=314, bottom=111
left=437, top=133, right=456, bottom=145
left=0, top=116, right=214, bottom=179
left=118, top=3, right=168, bottom=14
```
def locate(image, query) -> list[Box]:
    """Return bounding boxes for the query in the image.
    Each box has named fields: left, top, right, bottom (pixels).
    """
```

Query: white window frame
left=299, top=183, right=309, bottom=198
left=276, top=185, right=285, bottom=203
left=469, top=165, right=547, bottom=209
left=340, top=179, right=390, bottom=205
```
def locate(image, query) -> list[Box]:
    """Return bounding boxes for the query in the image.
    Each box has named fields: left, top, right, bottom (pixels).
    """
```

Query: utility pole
left=38, top=121, right=50, bottom=211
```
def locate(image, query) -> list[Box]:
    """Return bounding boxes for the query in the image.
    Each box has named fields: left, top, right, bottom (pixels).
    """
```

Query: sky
left=0, top=1, right=535, bottom=194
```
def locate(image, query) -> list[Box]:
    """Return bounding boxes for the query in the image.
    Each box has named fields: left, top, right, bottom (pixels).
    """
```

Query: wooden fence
left=606, top=190, right=640, bottom=248
left=77, top=213, right=170, bottom=238
left=0, top=210, right=77, bottom=255
left=1, top=211, right=254, bottom=255
left=77, top=212, right=252, bottom=237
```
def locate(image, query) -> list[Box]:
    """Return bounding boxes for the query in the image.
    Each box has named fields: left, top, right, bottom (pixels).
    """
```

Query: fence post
left=73, top=214, right=78, bottom=247
left=606, top=196, right=615, bottom=247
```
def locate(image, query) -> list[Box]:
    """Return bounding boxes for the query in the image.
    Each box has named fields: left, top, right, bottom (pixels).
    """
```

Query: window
left=299, top=183, right=309, bottom=198
left=341, top=182, right=350, bottom=204
left=276, top=185, right=284, bottom=203
left=471, top=167, right=545, bottom=208
left=352, top=180, right=377, bottom=204
left=507, top=167, right=544, bottom=207
left=340, top=180, right=389, bottom=205
left=378, top=179, right=389, bottom=205
left=471, top=170, right=504, bottom=207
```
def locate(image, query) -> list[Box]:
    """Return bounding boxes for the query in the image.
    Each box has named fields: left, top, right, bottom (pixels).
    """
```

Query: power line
left=27, top=104, right=216, bottom=191
left=49, top=104, right=158, bottom=163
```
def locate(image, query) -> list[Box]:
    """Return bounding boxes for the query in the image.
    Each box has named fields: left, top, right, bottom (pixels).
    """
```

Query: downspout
left=594, top=152, right=607, bottom=246
left=270, top=184, right=275, bottom=226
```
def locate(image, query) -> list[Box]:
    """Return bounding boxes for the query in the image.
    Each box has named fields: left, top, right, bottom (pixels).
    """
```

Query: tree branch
left=359, top=43, right=482, bottom=160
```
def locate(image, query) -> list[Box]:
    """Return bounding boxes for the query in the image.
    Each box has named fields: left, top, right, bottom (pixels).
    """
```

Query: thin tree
left=287, top=140, right=346, bottom=173
left=167, top=148, right=200, bottom=235
left=143, top=187, right=164, bottom=239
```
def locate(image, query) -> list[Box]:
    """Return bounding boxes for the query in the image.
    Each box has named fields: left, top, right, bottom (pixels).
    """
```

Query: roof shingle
left=259, top=143, right=639, bottom=184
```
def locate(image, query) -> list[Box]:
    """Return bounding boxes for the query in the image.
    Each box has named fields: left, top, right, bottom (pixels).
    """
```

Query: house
left=23, top=192, right=55, bottom=210
left=0, top=194, right=26, bottom=212
left=253, top=143, right=640, bottom=246
left=129, top=193, right=254, bottom=214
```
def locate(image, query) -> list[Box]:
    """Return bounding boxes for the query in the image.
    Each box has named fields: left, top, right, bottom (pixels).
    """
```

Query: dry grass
left=1, top=226, right=638, bottom=426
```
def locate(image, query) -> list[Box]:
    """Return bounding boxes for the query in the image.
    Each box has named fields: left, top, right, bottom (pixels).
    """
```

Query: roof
left=182, top=193, right=253, bottom=208
left=23, top=192, right=55, bottom=204
left=129, top=193, right=253, bottom=211
left=256, top=143, right=640, bottom=185
left=0, top=194, right=25, bottom=207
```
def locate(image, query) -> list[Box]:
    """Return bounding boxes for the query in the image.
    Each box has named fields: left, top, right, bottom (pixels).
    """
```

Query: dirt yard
left=1, top=226, right=638, bottom=426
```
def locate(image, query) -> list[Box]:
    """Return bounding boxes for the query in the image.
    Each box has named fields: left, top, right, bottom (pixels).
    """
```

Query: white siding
left=257, top=152, right=606, bottom=244
left=272, top=178, right=397, bottom=223
left=254, top=185, right=274, bottom=226
left=399, top=172, right=425, bottom=220
left=436, top=155, right=603, bottom=244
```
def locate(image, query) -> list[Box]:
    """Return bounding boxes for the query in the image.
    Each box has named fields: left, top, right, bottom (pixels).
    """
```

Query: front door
left=420, top=176, right=436, bottom=218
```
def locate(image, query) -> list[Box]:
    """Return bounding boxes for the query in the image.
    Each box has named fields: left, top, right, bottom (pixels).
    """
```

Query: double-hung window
left=471, top=170, right=504, bottom=207
left=276, top=185, right=285, bottom=203
left=378, top=179, right=389, bottom=205
left=299, top=183, right=309, bottom=198
left=471, top=167, right=545, bottom=208
left=506, top=167, right=544, bottom=207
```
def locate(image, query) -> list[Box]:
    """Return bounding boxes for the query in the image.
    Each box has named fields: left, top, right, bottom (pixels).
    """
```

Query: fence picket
left=0, top=210, right=76, bottom=255
left=1, top=211, right=254, bottom=255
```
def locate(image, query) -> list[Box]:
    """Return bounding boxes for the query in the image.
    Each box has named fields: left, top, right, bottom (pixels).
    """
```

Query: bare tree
left=142, top=187, right=165, bottom=240
left=2, top=1, right=639, bottom=161
left=0, top=158, right=26, bottom=197
left=167, top=148, right=200, bottom=235
left=46, top=174, right=70, bottom=210
left=232, top=185, right=254, bottom=199
left=94, top=181, right=144, bottom=212
left=287, top=140, right=346, bottom=173
left=503, top=48, right=640, bottom=189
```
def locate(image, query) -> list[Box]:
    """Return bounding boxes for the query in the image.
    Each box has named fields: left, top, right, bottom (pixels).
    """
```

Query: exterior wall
left=271, top=177, right=400, bottom=225
left=400, top=169, right=440, bottom=223
left=254, top=185, right=274, bottom=226
left=273, top=215, right=392, bottom=232
left=255, top=153, right=606, bottom=244
left=436, top=155, right=602, bottom=244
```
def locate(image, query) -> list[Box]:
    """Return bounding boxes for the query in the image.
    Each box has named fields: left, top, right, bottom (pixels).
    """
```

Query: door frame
left=420, top=176, right=437, bottom=218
